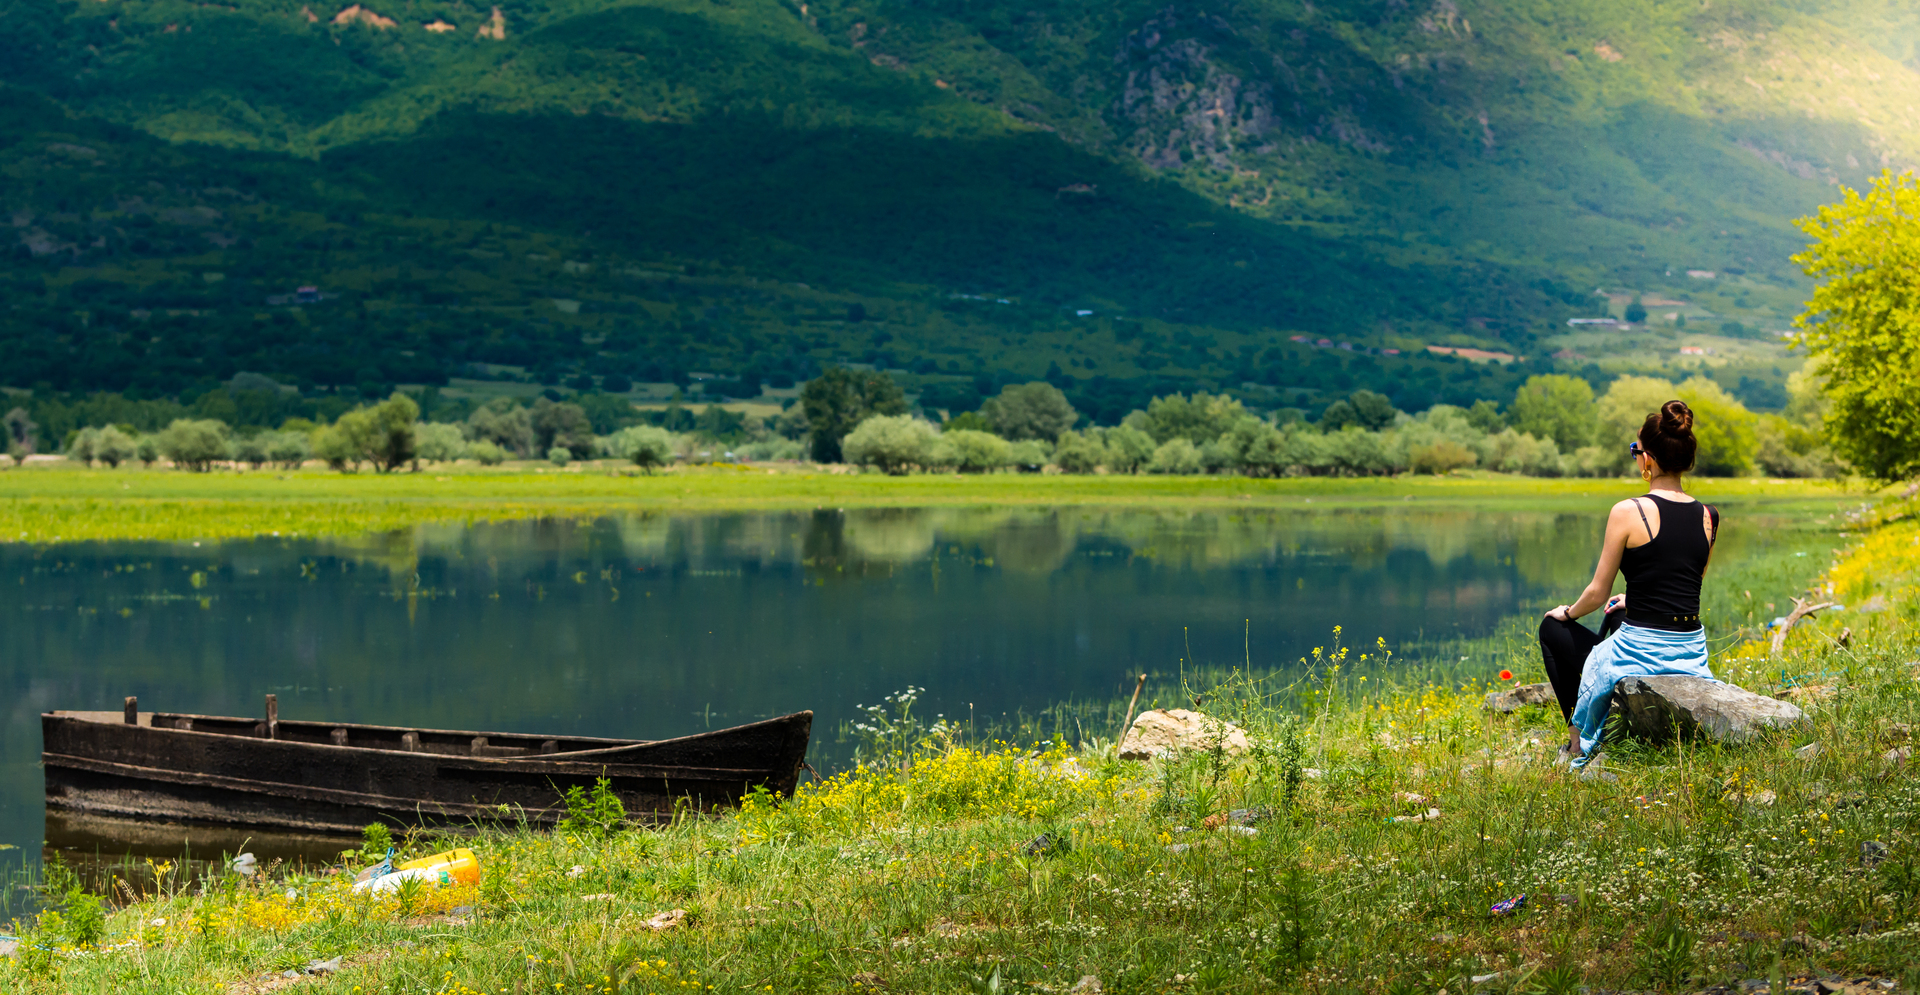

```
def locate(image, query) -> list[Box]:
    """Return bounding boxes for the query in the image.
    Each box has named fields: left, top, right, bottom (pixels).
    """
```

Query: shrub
left=467, top=439, right=508, bottom=465
left=602, top=425, right=676, bottom=471
left=135, top=434, right=160, bottom=467
left=1409, top=439, right=1479, bottom=474
left=842, top=415, right=937, bottom=473
left=560, top=776, right=627, bottom=837
left=936, top=428, right=1011, bottom=472
left=1008, top=439, right=1050, bottom=471
left=548, top=445, right=571, bottom=466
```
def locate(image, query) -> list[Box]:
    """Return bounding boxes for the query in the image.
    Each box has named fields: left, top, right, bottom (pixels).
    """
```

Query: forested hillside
left=2, top=0, right=1914, bottom=418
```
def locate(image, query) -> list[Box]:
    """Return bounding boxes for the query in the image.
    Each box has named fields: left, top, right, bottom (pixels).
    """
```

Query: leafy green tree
left=932, top=429, right=1011, bottom=473
left=1676, top=376, right=1758, bottom=476
left=1318, top=399, right=1357, bottom=432
left=66, top=427, right=98, bottom=464
left=1507, top=374, right=1597, bottom=451
left=158, top=419, right=231, bottom=472
left=1625, top=296, right=1648, bottom=324
left=801, top=368, right=907, bottom=463
left=1051, top=429, right=1107, bottom=474
left=1147, top=438, right=1204, bottom=474
left=332, top=394, right=420, bottom=473
left=467, top=400, right=535, bottom=457
left=1347, top=390, right=1398, bottom=431
left=4, top=407, right=36, bottom=457
left=1595, top=375, right=1678, bottom=473
left=135, top=434, right=160, bottom=467
left=842, top=415, right=937, bottom=474
left=602, top=425, right=676, bottom=471
left=981, top=382, right=1076, bottom=441
left=942, top=411, right=993, bottom=433
left=532, top=399, right=595, bottom=458
left=92, top=426, right=137, bottom=468
left=266, top=430, right=311, bottom=469
left=1794, top=171, right=1920, bottom=482
left=231, top=433, right=271, bottom=469
left=548, top=445, right=572, bottom=466
left=1465, top=400, right=1505, bottom=433
left=1129, top=393, right=1245, bottom=444
left=314, top=426, right=359, bottom=471
left=415, top=423, right=469, bottom=463
left=1103, top=425, right=1157, bottom=473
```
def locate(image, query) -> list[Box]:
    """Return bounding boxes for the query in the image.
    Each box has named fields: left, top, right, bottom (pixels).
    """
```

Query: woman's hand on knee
left=1545, top=605, right=1573, bottom=621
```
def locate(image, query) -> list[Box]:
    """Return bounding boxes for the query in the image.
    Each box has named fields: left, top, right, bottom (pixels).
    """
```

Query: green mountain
left=3, top=0, right=1913, bottom=419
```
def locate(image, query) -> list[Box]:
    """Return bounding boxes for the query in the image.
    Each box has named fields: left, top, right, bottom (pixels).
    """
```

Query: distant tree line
left=806, top=367, right=1840, bottom=478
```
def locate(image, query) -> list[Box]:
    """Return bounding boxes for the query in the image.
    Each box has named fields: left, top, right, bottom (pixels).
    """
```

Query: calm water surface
left=0, top=503, right=1816, bottom=859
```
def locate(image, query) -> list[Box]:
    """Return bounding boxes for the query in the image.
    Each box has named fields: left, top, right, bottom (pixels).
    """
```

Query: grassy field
left=0, top=463, right=1873, bottom=546
left=2, top=489, right=1915, bottom=993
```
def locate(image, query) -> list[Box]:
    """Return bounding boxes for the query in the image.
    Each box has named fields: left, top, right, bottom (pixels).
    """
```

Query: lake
left=0, top=500, right=1833, bottom=863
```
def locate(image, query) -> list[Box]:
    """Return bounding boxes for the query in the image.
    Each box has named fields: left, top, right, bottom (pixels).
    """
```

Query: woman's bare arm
left=1547, top=501, right=1637, bottom=621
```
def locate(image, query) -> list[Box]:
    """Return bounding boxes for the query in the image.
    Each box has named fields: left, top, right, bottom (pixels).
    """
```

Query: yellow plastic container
left=397, top=848, right=480, bottom=887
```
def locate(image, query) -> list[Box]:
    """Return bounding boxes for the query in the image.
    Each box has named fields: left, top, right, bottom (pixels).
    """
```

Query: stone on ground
left=1118, top=708, right=1250, bottom=760
left=1612, top=675, right=1808, bottom=744
left=1483, top=682, right=1557, bottom=713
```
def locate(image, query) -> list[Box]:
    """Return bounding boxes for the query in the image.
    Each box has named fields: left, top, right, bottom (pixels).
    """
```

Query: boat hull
left=42, top=710, right=812, bottom=835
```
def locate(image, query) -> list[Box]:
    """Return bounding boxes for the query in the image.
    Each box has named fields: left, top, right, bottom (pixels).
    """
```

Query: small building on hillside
left=295, top=286, right=321, bottom=304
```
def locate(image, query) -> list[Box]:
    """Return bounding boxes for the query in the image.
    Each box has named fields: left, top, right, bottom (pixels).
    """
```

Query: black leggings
left=1538, top=610, right=1625, bottom=725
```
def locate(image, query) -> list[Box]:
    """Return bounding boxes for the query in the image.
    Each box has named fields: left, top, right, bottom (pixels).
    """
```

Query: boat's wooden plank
left=50, top=710, right=153, bottom=727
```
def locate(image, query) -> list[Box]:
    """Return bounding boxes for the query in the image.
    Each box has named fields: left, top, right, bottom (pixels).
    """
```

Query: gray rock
left=306, top=957, right=343, bottom=975
left=1796, top=742, right=1823, bottom=760
left=1613, top=676, right=1809, bottom=744
left=1164, top=843, right=1191, bottom=854
left=1579, top=764, right=1617, bottom=784
left=1862, top=841, right=1889, bottom=868
left=1023, top=832, right=1066, bottom=856
left=1484, top=683, right=1557, bottom=713
left=0, top=937, right=16, bottom=959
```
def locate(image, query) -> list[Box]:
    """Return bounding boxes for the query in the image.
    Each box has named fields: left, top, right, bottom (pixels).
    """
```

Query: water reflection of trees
left=306, top=507, right=1609, bottom=594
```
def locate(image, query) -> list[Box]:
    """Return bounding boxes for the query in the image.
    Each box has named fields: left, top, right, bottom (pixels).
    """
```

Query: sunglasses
left=1628, top=441, right=1645, bottom=457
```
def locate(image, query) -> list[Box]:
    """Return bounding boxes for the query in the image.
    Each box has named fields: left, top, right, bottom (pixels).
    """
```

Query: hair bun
left=1659, top=399, right=1693, bottom=434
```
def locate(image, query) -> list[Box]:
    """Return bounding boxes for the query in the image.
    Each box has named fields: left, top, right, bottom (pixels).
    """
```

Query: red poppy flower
left=1499, top=669, right=1514, bottom=681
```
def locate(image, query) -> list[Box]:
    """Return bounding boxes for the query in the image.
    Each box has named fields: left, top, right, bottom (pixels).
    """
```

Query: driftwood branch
left=1770, top=596, right=1838, bottom=657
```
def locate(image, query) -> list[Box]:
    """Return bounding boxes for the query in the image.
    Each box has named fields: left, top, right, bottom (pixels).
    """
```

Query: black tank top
left=1620, top=494, right=1719, bottom=631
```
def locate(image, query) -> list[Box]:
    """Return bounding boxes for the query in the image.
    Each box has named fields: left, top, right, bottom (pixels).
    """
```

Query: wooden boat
left=42, top=696, right=812, bottom=835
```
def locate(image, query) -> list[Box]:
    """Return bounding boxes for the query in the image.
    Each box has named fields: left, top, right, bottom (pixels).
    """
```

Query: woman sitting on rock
left=1538, top=399, right=1719, bottom=767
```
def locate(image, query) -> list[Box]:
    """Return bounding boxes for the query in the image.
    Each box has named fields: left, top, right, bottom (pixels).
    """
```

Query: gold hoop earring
left=1641, top=464, right=1654, bottom=484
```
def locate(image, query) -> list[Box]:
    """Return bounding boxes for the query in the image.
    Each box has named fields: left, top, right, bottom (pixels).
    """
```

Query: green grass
left=3, top=495, right=1915, bottom=994
left=0, top=463, right=1871, bottom=545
